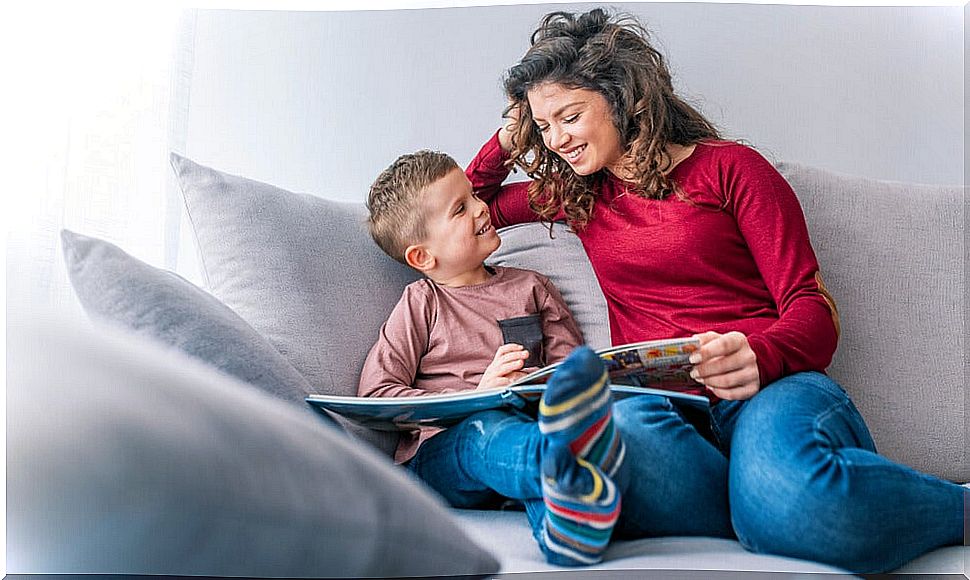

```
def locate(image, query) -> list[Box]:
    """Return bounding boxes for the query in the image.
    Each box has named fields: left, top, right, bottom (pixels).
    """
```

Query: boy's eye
left=454, top=203, right=464, bottom=215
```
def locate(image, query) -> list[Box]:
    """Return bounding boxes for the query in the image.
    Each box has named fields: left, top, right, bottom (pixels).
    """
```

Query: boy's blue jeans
left=406, top=372, right=966, bottom=573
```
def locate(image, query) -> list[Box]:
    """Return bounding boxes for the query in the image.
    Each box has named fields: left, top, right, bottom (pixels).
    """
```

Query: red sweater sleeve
left=465, top=130, right=543, bottom=227
left=722, top=148, right=840, bottom=385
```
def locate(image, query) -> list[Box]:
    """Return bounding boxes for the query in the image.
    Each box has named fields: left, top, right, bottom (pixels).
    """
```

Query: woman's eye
left=536, top=124, right=549, bottom=133
left=564, top=114, right=579, bottom=124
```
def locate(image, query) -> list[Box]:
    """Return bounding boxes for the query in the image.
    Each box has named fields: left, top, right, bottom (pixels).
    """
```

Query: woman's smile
left=527, top=83, right=626, bottom=177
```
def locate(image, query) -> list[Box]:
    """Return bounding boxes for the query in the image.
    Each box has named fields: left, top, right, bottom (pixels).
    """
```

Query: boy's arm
left=357, top=285, right=468, bottom=398
left=536, top=275, right=585, bottom=364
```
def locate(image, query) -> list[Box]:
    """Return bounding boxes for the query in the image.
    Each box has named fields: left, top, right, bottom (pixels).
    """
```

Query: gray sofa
left=7, top=153, right=966, bottom=577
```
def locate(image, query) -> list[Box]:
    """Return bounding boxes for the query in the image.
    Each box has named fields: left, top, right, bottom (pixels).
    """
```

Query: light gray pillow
left=61, top=229, right=339, bottom=427
left=171, top=154, right=420, bottom=456
left=777, top=162, right=965, bottom=482
left=7, top=314, right=500, bottom=577
left=488, top=220, right=611, bottom=350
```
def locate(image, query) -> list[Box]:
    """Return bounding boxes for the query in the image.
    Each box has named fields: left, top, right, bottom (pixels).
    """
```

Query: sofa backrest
left=173, top=154, right=965, bottom=481
left=778, top=163, right=965, bottom=482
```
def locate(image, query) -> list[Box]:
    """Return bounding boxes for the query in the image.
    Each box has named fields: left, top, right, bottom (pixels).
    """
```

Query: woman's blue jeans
left=406, top=372, right=966, bottom=573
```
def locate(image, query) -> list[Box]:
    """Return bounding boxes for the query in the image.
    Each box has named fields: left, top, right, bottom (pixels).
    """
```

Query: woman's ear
left=404, top=244, right=435, bottom=273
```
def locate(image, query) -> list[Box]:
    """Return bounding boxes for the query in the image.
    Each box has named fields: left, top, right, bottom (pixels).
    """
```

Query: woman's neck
left=607, top=142, right=697, bottom=182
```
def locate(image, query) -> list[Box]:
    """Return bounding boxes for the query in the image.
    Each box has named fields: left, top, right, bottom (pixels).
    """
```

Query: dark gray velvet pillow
left=61, top=229, right=339, bottom=427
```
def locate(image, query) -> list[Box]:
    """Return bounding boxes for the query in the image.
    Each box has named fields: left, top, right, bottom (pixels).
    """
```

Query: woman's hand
left=688, top=331, right=761, bottom=400
left=498, top=103, right=521, bottom=153
left=478, top=343, right=531, bottom=389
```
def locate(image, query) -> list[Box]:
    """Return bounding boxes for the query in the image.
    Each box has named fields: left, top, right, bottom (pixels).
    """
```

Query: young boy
left=358, top=150, right=628, bottom=566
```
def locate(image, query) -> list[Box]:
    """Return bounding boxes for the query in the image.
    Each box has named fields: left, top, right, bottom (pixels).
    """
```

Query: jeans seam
left=813, top=395, right=877, bottom=459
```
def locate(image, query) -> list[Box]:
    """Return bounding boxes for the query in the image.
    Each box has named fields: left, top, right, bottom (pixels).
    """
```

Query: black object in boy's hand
left=497, top=314, right=544, bottom=368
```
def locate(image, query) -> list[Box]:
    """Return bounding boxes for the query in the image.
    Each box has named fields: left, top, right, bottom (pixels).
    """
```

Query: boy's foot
left=538, top=445, right=621, bottom=566
left=539, top=346, right=625, bottom=477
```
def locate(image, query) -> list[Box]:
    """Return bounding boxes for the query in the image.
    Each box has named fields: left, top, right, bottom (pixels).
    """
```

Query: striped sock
left=538, top=445, right=621, bottom=566
left=539, top=346, right=625, bottom=477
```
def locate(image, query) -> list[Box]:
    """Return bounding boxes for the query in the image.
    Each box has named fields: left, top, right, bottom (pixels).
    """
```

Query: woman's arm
left=465, top=130, right=543, bottom=227
left=690, top=146, right=839, bottom=399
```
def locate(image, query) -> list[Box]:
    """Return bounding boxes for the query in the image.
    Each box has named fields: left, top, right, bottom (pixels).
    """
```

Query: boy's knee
left=455, top=409, right=537, bottom=458
left=456, top=409, right=515, bottom=441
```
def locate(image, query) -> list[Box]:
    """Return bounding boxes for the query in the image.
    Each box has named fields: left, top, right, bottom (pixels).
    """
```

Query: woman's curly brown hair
left=503, top=8, right=720, bottom=229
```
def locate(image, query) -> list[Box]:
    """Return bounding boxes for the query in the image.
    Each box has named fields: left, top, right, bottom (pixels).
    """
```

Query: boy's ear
left=404, top=244, right=435, bottom=273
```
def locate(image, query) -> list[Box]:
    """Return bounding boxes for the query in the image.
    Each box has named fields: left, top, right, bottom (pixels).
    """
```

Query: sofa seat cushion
left=453, top=509, right=967, bottom=575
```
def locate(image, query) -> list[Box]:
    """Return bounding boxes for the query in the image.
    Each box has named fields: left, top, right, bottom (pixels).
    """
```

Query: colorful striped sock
left=538, top=445, right=621, bottom=566
left=539, top=346, right=625, bottom=477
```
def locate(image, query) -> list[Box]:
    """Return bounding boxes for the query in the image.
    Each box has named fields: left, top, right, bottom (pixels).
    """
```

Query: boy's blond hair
left=367, top=150, right=460, bottom=264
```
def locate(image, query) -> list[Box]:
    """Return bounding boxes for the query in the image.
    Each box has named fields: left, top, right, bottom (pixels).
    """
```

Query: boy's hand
left=478, top=343, right=531, bottom=389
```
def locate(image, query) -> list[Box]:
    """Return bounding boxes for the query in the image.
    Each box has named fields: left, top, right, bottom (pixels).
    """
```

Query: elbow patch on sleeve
left=815, top=271, right=841, bottom=339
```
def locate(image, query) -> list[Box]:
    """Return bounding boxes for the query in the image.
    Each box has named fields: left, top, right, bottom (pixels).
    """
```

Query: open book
left=307, top=337, right=707, bottom=431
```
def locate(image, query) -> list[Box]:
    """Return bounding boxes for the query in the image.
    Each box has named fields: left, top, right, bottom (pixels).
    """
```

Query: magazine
left=307, top=337, right=707, bottom=431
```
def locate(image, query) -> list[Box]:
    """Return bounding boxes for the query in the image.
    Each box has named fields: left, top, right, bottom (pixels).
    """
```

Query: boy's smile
left=409, top=167, right=501, bottom=287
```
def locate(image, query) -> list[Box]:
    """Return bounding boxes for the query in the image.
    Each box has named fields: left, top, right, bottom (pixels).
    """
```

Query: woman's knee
left=612, top=394, right=679, bottom=431
left=731, top=372, right=859, bottom=455
left=728, top=373, right=881, bottom=570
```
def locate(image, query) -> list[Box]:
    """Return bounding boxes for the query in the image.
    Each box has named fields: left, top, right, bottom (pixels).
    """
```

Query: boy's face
left=413, top=167, right=501, bottom=284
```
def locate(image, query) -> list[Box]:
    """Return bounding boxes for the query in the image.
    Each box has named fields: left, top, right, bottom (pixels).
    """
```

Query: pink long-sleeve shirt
left=467, top=132, right=840, bottom=393
left=358, top=266, right=583, bottom=463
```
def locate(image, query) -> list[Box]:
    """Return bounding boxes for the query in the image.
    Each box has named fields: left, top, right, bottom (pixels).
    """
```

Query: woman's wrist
left=498, top=103, right=520, bottom=153
left=498, top=125, right=515, bottom=153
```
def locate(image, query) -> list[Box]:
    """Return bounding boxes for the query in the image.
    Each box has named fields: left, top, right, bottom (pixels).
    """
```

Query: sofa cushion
left=778, top=163, right=965, bottom=482
left=171, top=153, right=419, bottom=456
left=487, top=220, right=611, bottom=350
left=60, top=229, right=339, bottom=427
left=7, top=315, right=500, bottom=578
left=453, top=509, right=965, bottom=575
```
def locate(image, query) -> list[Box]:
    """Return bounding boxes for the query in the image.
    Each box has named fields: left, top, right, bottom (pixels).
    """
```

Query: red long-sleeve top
left=467, top=131, right=840, bottom=389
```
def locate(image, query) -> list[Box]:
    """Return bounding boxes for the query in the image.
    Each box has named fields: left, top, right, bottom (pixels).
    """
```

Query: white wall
left=180, top=2, right=964, bottom=204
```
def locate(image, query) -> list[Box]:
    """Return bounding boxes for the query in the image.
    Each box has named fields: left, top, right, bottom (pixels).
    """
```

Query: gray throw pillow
left=171, top=154, right=421, bottom=457
left=8, top=315, right=500, bottom=577
left=61, top=229, right=339, bottom=427
left=488, top=220, right=612, bottom=350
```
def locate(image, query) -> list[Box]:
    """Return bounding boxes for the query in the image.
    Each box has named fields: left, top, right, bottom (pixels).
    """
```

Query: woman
left=466, top=8, right=965, bottom=573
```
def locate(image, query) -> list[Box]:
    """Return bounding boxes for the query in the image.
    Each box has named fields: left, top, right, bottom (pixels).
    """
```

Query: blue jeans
left=407, top=372, right=967, bottom=573
left=406, top=409, right=550, bottom=529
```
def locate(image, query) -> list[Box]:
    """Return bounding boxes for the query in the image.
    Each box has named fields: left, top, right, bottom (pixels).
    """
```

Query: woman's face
left=527, top=83, right=626, bottom=177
